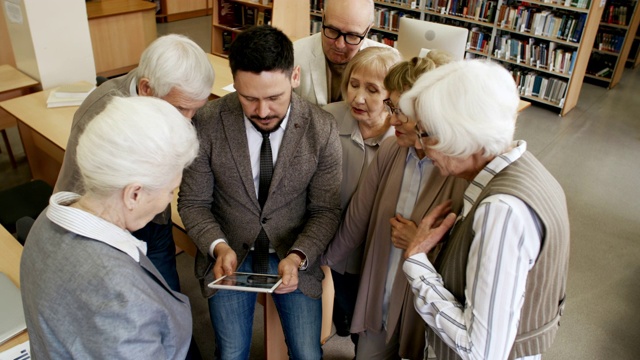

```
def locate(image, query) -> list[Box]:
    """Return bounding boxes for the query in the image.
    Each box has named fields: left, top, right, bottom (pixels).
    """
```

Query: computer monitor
left=396, top=17, right=469, bottom=61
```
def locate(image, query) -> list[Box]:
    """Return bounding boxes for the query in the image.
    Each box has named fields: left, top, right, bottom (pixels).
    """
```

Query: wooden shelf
left=587, top=0, right=640, bottom=88
left=495, top=26, right=581, bottom=47
left=466, top=48, right=490, bottom=56
left=371, top=26, right=398, bottom=35
left=521, top=0, right=590, bottom=14
left=592, top=48, right=620, bottom=56
left=230, top=0, right=272, bottom=10
left=493, top=56, right=573, bottom=78
left=213, top=0, right=309, bottom=57
left=599, top=22, right=629, bottom=30
left=374, top=0, right=422, bottom=12
left=423, top=9, right=495, bottom=27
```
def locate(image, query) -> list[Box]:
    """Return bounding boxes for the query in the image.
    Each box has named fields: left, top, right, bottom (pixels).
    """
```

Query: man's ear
left=291, top=66, right=301, bottom=89
left=138, top=78, right=154, bottom=96
left=122, top=183, right=143, bottom=211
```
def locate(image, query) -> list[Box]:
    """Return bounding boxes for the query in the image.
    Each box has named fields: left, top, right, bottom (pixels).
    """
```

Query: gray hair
left=137, top=34, right=214, bottom=101
left=399, top=60, right=519, bottom=158
left=76, top=96, right=199, bottom=196
left=341, top=47, right=401, bottom=99
left=324, top=0, right=375, bottom=24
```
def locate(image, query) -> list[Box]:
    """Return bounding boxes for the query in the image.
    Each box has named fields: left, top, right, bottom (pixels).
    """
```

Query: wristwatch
left=287, top=249, right=307, bottom=270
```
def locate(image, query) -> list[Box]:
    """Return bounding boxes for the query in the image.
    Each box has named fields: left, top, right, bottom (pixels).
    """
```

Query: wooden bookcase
left=157, top=0, right=213, bottom=23
left=585, top=0, right=640, bottom=88
left=626, top=25, right=640, bottom=67
left=310, top=0, right=607, bottom=116
left=212, top=0, right=309, bottom=57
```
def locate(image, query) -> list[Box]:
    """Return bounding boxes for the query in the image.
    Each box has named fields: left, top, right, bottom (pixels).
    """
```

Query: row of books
left=368, top=32, right=398, bottom=47
left=497, top=6, right=587, bottom=43
left=311, top=19, right=322, bottom=34
left=511, top=70, right=568, bottom=105
left=424, top=0, right=499, bottom=24
left=586, top=52, right=615, bottom=78
left=310, top=0, right=324, bottom=13
left=375, top=0, right=422, bottom=9
left=494, top=36, right=577, bottom=75
left=525, top=0, right=590, bottom=9
left=468, top=27, right=491, bottom=52
left=218, top=0, right=271, bottom=29
left=374, top=7, right=414, bottom=31
left=595, top=32, right=625, bottom=52
left=601, top=4, right=630, bottom=26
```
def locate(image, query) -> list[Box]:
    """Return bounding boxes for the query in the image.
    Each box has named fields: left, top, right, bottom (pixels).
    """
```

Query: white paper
left=0, top=340, right=30, bottom=360
left=222, top=83, right=236, bottom=93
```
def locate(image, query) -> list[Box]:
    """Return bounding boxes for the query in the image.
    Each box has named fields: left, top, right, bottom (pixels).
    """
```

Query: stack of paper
left=46, top=83, right=95, bottom=108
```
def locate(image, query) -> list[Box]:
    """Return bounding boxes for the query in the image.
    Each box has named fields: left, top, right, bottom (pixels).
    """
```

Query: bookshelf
left=585, top=0, right=640, bottom=88
left=212, top=0, right=309, bottom=57
left=626, top=25, right=640, bottom=66
left=156, top=0, right=212, bottom=23
left=309, top=0, right=606, bottom=116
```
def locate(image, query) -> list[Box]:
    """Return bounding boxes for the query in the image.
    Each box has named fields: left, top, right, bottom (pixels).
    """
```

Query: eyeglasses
left=321, top=22, right=370, bottom=46
left=414, top=122, right=430, bottom=149
left=383, top=98, right=408, bottom=123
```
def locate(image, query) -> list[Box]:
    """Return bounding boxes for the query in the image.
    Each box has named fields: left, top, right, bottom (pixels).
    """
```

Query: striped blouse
left=403, top=141, right=542, bottom=360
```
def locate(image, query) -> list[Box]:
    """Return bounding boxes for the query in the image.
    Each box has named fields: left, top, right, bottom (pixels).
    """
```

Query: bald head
left=324, top=0, right=374, bottom=24
left=321, top=0, right=374, bottom=65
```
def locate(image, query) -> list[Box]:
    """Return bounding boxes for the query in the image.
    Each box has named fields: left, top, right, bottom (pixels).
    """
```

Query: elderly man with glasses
left=293, top=0, right=397, bottom=106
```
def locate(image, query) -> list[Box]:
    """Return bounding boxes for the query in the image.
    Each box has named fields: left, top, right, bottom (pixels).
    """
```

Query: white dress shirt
left=403, top=141, right=542, bottom=360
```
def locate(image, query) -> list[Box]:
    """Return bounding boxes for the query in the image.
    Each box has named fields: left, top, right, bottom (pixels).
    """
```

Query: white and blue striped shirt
left=403, top=141, right=542, bottom=360
left=47, top=192, right=147, bottom=262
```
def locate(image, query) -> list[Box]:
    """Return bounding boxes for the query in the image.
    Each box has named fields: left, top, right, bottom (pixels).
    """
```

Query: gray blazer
left=54, top=70, right=170, bottom=224
left=20, top=211, right=192, bottom=359
left=178, top=92, right=342, bottom=299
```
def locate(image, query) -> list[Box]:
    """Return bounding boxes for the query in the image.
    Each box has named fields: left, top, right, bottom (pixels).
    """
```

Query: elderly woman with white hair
left=400, top=60, right=570, bottom=360
left=20, top=96, right=199, bottom=359
left=322, top=50, right=467, bottom=359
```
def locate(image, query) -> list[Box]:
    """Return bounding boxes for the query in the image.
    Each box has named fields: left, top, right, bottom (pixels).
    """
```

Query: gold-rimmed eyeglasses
left=383, top=98, right=409, bottom=123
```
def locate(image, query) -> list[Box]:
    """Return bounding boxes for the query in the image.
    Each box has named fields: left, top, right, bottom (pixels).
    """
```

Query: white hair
left=137, top=34, right=214, bottom=101
left=76, top=96, right=199, bottom=196
left=399, top=60, right=519, bottom=158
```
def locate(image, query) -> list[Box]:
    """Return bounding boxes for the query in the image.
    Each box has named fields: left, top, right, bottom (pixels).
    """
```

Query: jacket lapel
left=266, top=95, right=307, bottom=207
left=138, top=251, right=189, bottom=303
left=411, top=166, right=448, bottom=222
left=220, top=95, right=261, bottom=210
left=310, top=37, right=328, bottom=105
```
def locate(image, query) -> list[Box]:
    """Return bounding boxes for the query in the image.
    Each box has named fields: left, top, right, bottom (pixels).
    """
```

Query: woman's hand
left=404, top=201, right=457, bottom=259
left=390, top=214, right=418, bottom=250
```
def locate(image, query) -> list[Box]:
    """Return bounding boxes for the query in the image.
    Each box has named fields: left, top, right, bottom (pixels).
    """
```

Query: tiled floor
left=2, top=15, right=639, bottom=359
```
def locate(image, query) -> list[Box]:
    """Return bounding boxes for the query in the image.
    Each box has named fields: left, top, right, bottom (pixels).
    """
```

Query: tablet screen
left=207, top=272, right=283, bottom=293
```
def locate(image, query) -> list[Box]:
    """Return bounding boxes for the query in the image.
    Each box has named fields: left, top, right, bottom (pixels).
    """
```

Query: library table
left=0, top=225, right=28, bottom=353
left=0, top=65, right=39, bottom=169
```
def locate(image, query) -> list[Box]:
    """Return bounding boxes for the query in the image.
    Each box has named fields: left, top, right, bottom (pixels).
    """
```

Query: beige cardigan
left=323, top=137, right=467, bottom=359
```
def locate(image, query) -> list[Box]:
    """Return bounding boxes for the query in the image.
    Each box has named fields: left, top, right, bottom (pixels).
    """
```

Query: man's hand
left=213, top=242, right=238, bottom=279
left=390, top=214, right=418, bottom=250
left=404, top=201, right=457, bottom=259
left=274, top=254, right=301, bottom=294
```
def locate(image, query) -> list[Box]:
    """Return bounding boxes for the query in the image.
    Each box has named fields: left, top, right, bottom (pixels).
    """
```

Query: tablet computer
left=208, top=272, right=283, bottom=293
